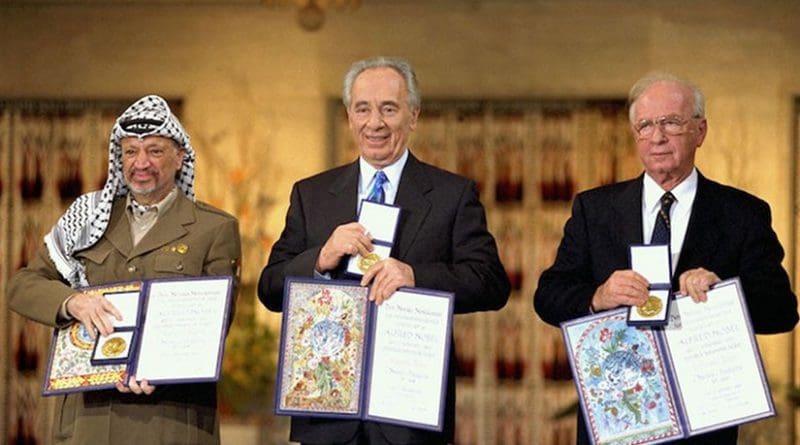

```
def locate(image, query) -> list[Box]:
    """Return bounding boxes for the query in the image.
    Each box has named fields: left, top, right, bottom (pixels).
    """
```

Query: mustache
left=127, top=167, right=158, bottom=175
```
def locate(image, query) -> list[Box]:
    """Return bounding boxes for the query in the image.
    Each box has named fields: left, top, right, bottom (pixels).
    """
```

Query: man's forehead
left=635, top=88, right=692, bottom=117
left=353, top=67, right=406, bottom=90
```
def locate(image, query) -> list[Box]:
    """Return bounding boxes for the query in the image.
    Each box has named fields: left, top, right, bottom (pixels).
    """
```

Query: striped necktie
left=650, top=192, right=675, bottom=244
left=366, top=171, right=388, bottom=204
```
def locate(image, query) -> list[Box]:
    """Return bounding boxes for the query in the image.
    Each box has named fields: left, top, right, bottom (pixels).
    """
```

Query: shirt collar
left=126, top=186, right=179, bottom=218
left=643, top=168, right=698, bottom=213
left=358, top=149, right=409, bottom=194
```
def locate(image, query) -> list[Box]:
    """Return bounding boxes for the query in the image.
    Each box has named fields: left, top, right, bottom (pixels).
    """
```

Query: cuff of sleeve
left=313, top=270, right=332, bottom=280
left=58, top=295, right=74, bottom=322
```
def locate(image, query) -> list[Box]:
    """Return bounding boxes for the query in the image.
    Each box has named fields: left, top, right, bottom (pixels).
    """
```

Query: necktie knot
left=660, top=192, right=675, bottom=210
left=366, top=171, right=388, bottom=203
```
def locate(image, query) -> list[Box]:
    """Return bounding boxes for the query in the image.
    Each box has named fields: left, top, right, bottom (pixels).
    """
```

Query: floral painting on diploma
left=45, top=281, right=142, bottom=394
left=569, top=313, right=682, bottom=444
left=278, top=281, right=369, bottom=414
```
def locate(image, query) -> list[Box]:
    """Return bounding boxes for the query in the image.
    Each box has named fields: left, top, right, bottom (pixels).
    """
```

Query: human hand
left=591, top=270, right=650, bottom=311
left=116, top=375, right=156, bottom=395
left=316, top=223, right=374, bottom=273
left=360, top=258, right=415, bottom=305
left=65, top=292, right=123, bottom=340
left=678, top=267, right=720, bottom=302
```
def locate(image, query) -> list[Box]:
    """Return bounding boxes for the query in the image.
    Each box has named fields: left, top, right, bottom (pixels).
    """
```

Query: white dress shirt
left=357, top=148, right=408, bottom=210
left=642, top=168, right=698, bottom=274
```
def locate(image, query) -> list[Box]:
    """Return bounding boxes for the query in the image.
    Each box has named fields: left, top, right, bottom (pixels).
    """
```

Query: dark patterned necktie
left=650, top=192, right=675, bottom=244
left=366, top=171, right=388, bottom=204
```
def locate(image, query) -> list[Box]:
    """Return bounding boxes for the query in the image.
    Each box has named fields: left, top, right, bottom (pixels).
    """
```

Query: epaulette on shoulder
left=195, top=200, right=237, bottom=219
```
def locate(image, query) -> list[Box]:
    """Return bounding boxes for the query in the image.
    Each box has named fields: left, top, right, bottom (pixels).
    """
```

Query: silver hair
left=628, top=71, right=705, bottom=123
left=342, top=56, right=421, bottom=110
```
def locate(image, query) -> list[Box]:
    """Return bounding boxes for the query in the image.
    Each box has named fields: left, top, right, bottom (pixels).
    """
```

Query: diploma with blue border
left=275, top=277, right=454, bottom=431
left=346, top=200, right=401, bottom=277
left=562, top=278, right=774, bottom=444
left=42, top=275, right=233, bottom=395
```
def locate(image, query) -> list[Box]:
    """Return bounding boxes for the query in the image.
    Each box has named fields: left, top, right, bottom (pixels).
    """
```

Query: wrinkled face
left=347, top=67, right=420, bottom=169
left=121, top=136, right=184, bottom=205
left=631, top=81, right=707, bottom=184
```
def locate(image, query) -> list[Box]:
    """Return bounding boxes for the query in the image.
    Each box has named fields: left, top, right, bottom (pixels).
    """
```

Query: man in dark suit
left=258, top=56, right=510, bottom=444
left=534, top=72, right=798, bottom=444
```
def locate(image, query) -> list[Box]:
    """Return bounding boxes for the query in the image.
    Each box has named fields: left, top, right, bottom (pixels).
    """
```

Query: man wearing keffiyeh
left=7, top=95, right=241, bottom=445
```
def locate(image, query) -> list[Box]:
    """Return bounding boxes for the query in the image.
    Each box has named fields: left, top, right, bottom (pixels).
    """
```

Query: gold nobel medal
left=358, top=252, right=381, bottom=273
left=636, top=295, right=663, bottom=318
left=102, top=337, right=127, bottom=358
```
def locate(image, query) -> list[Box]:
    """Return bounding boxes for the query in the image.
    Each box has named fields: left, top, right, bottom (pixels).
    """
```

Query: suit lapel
left=674, top=173, right=720, bottom=276
left=393, top=154, right=432, bottom=259
left=611, top=175, right=645, bottom=248
left=129, top=193, right=193, bottom=258
left=105, top=199, right=134, bottom=256
left=325, top=162, right=360, bottom=227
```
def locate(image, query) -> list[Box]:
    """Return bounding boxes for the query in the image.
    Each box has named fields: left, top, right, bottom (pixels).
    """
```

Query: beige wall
left=2, top=0, right=800, bottom=441
left=4, top=0, right=798, bottom=267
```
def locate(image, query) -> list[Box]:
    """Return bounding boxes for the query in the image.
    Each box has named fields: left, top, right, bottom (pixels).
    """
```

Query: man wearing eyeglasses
left=533, top=72, right=797, bottom=444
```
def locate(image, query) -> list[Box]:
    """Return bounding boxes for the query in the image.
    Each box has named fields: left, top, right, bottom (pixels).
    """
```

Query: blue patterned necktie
left=650, top=192, right=675, bottom=244
left=366, top=171, right=388, bottom=204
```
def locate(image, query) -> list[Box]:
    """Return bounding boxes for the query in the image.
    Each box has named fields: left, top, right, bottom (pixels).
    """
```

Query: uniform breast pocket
left=76, top=243, right=116, bottom=283
left=153, top=253, right=203, bottom=277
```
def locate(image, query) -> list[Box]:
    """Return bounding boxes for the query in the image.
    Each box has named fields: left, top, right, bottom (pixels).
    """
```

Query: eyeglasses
left=633, top=115, right=698, bottom=139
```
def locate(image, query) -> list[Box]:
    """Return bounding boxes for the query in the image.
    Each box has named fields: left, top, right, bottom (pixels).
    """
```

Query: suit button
left=127, top=265, right=137, bottom=273
left=176, top=263, right=184, bottom=271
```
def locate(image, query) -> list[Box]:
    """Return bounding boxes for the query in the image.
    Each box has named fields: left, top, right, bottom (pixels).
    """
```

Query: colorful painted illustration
left=279, top=281, right=369, bottom=414
left=44, top=282, right=141, bottom=394
left=567, top=312, right=682, bottom=444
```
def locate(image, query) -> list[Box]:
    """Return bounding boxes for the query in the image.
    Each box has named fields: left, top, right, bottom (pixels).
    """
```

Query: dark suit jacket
left=533, top=171, right=798, bottom=444
left=259, top=153, right=510, bottom=444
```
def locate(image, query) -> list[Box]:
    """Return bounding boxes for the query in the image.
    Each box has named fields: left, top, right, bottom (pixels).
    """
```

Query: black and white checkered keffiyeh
left=44, top=95, right=196, bottom=287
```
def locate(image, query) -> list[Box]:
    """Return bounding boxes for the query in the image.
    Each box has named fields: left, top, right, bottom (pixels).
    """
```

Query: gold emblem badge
left=636, top=295, right=663, bottom=318
left=357, top=252, right=381, bottom=273
left=101, top=337, right=127, bottom=358
left=69, top=323, right=94, bottom=350
left=176, top=243, right=189, bottom=254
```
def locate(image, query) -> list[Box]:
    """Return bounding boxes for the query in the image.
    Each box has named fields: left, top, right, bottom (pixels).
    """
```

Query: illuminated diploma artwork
left=43, top=276, right=233, bottom=395
left=276, top=277, right=454, bottom=431
left=562, top=278, right=774, bottom=444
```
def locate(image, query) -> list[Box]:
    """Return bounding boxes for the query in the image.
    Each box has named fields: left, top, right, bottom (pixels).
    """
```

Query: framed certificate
left=346, top=200, right=401, bottom=277
left=275, top=277, right=454, bottom=431
left=42, top=275, right=234, bottom=395
left=561, top=278, right=774, bottom=444
left=627, top=243, right=672, bottom=326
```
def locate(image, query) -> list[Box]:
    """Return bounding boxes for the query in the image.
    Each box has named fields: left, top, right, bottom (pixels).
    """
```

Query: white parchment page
left=134, top=278, right=230, bottom=381
left=366, top=289, right=451, bottom=428
left=359, top=201, right=400, bottom=243
left=630, top=244, right=671, bottom=285
left=663, top=282, right=771, bottom=433
left=104, top=291, right=141, bottom=328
